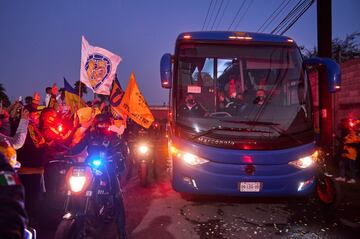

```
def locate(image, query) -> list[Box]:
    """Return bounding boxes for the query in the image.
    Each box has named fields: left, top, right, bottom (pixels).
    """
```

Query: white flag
left=80, top=36, right=121, bottom=95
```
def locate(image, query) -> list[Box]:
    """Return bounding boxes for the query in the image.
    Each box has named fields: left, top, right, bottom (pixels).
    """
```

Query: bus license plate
left=239, top=182, right=261, bottom=192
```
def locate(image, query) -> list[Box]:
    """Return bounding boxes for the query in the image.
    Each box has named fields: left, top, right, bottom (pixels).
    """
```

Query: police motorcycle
left=54, top=114, right=126, bottom=239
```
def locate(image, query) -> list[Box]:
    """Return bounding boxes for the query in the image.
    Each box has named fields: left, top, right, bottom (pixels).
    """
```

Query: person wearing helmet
left=65, top=113, right=127, bottom=239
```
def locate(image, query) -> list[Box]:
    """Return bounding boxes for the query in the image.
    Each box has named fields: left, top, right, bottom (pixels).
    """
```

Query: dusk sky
left=0, top=0, right=359, bottom=105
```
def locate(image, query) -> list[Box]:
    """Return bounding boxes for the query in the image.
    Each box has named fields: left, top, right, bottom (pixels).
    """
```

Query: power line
left=205, top=0, right=219, bottom=30
left=227, top=0, right=246, bottom=30
left=271, top=0, right=307, bottom=34
left=257, top=0, right=293, bottom=33
left=202, top=0, right=214, bottom=30
left=235, top=0, right=254, bottom=30
left=257, top=0, right=286, bottom=32
left=272, top=0, right=307, bottom=34
left=278, top=0, right=314, bottom=35
left=271, top=0, right=313, bottom=35
left=215, top=0, right=230, bottom=30
left=211, top=0, right=225, bottom=30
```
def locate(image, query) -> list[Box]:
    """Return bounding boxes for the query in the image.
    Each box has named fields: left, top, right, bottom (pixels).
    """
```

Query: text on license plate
left=239, top=182, right=262, bottom=192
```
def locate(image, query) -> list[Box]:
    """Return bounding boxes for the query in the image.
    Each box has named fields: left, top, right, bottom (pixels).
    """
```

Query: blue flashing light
left=92, top=159, right=102, bottom=167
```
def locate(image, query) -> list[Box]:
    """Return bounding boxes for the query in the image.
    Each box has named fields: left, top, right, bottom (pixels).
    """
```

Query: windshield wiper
left=192, top=125, right=270, bottom=140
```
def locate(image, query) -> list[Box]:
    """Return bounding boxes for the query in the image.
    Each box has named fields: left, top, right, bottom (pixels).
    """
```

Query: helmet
left=93, top=113, right=112, bottom=128
left=92, top=113, right=113, bottom=137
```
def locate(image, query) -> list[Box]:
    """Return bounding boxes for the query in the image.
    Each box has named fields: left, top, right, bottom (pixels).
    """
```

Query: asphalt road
left=37, top=143, right=360, bottom=239
left=124, top=175, right=360, bottom=239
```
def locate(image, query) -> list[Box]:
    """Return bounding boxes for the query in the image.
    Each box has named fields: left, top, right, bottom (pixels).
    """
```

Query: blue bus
left=160, top=31, right=340, bottom=197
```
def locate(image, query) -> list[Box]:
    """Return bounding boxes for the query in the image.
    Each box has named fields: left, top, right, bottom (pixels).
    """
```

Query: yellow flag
left=64, top=78, right=86, bottom=114
left=119, top=72, right=154, bottom=128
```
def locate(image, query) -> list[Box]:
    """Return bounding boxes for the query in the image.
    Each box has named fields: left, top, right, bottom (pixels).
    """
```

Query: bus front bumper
left=172, top=160, right=316, bottom=197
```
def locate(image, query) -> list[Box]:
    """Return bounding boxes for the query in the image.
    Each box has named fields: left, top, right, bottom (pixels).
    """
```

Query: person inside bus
left=217, top=91, right=226, bottom=111
left=253, top=89, right=266, bottom=105
left=177, top=93, right=206, bottom=117
left=224, top=92, right=247, bottom=115
left=224, top=75, right=242, bottom=99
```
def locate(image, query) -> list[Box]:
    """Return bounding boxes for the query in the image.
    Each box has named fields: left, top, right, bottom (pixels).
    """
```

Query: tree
left=74, top=81, right=88, bottom=97
left=300, top=46, right=318, bottom=59
left=301, top=32, right=360, bottom=63
left=0, top=83, right=10, bottom=107
left=332, top=32, right=360, bottom=63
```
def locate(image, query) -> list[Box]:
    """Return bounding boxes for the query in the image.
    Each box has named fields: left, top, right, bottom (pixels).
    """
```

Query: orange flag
left=119, top=72, right=154, bottom=128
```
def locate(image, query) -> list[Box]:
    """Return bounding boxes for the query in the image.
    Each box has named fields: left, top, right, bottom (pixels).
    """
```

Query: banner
left=64, top=78, right=86, bottom=114
left=109, top=76, right=126, bottom=121
left=119, top=72, right=154, bottom=128
left=80, top=36, right=121, bottom=95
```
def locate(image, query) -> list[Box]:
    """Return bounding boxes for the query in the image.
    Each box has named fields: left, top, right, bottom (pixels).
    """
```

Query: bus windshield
left=175, top=43, right=313, bottom=147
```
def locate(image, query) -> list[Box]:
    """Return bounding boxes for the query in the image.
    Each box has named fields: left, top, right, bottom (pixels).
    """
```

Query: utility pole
left=317, top=0, right=333, bottom=154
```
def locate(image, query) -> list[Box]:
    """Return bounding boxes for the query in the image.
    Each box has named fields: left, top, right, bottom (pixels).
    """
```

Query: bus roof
left=177, top=31, right=295, bottom=44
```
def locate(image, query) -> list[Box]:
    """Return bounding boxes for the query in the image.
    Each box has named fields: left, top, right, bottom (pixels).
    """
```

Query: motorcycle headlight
left=171, top=146, right=209, bottom=166
left=289, top=151, right=318, bottom=169
left=138, top=144, right=149, bottom=154
left=66, top=167, right=92, bottom=194
left=69, top=176, right=86, bottom=193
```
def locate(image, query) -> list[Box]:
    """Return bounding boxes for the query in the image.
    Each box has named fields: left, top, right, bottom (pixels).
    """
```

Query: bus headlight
left=289, top=151, right=318, bottom=169
left=170, top=146, right=209, bottom=166
left=183, top=152, right=209, bottom=166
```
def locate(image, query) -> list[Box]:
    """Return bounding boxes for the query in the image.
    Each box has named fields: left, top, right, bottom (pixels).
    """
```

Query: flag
left=119, top=72, right=154, bottom=128
left=80, top=36, right=121, bottom=95
left=109, top=76, right=127, bottom=121
left=64, top=78, right=86, bottom=114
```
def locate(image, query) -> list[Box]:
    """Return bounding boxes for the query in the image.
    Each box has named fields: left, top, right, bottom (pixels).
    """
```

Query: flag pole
left=78, top=81, right=81, bottom=109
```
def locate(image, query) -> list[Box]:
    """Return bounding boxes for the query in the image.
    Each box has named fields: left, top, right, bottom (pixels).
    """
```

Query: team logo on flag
left=85, top=54, right=111, bottom=91
left=80, top=36, right=121, bottom=95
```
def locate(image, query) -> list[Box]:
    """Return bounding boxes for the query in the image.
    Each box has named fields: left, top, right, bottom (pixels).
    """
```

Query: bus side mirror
left=303, top=57, right=341, bottom=93
left=160, top=53, right=173, bottom=89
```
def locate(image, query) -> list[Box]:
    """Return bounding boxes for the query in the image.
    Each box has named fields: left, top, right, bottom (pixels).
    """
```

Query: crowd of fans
left=0, top=84, right=127, bottom=238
